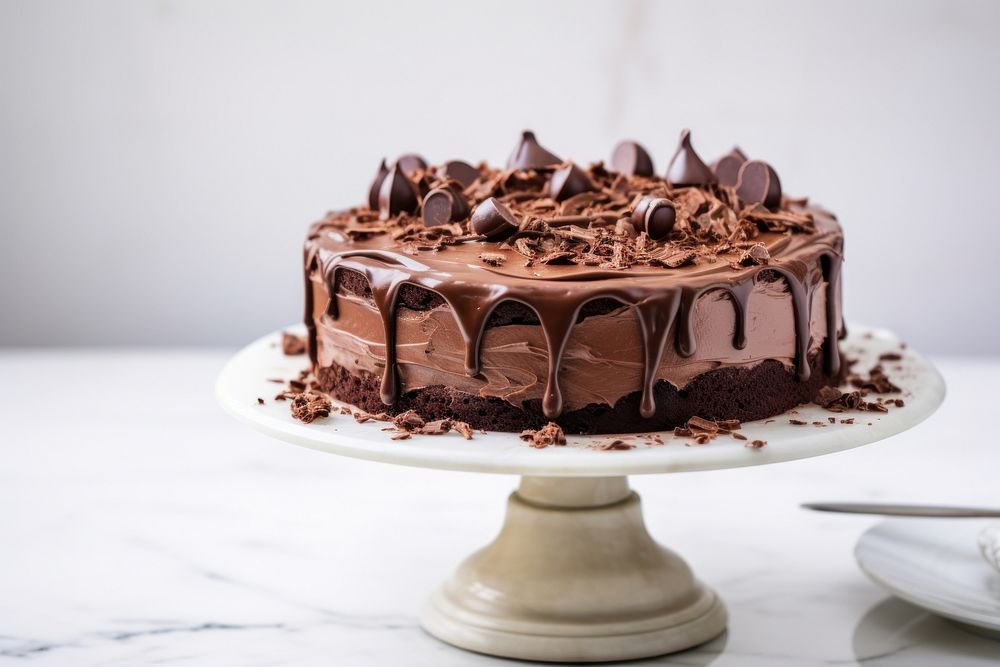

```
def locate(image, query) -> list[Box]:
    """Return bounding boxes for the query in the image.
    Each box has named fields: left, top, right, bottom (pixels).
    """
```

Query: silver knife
left=801, top=502, right=1000, bottom=518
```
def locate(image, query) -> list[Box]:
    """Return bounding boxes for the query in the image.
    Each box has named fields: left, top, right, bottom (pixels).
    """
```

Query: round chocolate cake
left=303, top=130, right=844, bottom=434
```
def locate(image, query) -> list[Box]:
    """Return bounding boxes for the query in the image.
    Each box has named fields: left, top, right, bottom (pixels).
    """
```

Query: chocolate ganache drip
left=305, top=130, right=843, bottom=420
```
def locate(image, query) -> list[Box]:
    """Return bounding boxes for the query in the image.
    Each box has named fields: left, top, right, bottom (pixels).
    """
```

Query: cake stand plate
left=216, top=325, right=944, bottom=663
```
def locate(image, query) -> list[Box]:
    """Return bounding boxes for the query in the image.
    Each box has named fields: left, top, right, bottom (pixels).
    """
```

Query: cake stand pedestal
left=216, top=325, right=944, bottom=663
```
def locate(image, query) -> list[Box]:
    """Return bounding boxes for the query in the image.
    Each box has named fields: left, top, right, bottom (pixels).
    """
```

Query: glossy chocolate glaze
left=305, top=213, right=842, bottom=419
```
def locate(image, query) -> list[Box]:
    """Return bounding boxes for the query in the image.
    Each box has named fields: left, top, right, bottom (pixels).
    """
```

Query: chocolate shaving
left=290, top=392, right=332, bottom=424
left=519, top=422, right=567, bottom=448
left=597, top=439, right=635, bottom=451
left=281, top=332, right=307, bottom=356
left=316, top=134, right=821, bottom=275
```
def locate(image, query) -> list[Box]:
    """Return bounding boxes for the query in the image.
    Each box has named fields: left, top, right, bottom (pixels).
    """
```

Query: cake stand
left=216, top=325, right=944, bottom=663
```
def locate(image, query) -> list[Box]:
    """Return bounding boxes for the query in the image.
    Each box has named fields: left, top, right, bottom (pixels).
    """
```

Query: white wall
left=1, top=0, right=998, bottom=352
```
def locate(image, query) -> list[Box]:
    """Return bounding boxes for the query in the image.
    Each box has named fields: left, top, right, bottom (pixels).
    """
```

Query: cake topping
left=641, top=198, right=677, bottom=240
left=396, top=153, right=428, bottom=177
left=712, top=147, right=747, bottom=187
left=377, top=164, right=420, bottom=219
left=665, top=129, right=716, bottom=186
left=439, top=160, right=480, bottom=188
left=422, top=186, right=469, bottom=227
left=610, top=140, right=655, bottom=176
left=368, top=159, right=390, bottom=209
left=736, top=160, right=782, bottom=210
left=506, top=130, right=562, bottom=170
left=471, top=197, right=519, bottom=240
left=548, top=162, right=596, bottom=201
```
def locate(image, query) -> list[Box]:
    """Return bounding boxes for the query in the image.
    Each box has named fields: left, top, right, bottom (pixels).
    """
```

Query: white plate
left=856, top=519, right=1000, bottom=637
left=216, top=324, right=944, bottom=477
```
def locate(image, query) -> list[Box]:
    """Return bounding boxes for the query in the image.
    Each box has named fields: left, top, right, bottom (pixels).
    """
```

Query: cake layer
left=314, top=352, right=840, bottom=434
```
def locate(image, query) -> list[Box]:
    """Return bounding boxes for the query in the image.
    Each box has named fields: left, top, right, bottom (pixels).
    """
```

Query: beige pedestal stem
left=420, top=476, right=727, bottom=662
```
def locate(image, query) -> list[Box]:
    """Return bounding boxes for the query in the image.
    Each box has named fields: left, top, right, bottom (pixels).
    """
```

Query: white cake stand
left=216, top=325, right=944, bottom=663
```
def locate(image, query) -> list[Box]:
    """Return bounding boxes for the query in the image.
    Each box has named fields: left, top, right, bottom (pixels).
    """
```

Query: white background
left=2, top=0, right=998, bottom=352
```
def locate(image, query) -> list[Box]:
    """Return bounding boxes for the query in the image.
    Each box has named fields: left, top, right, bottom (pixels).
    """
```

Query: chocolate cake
left=302, top=130, right=844, bottom=434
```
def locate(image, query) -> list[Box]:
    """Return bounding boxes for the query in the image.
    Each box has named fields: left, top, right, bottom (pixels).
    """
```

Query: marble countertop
left=1, top=350, right=998, bottom=666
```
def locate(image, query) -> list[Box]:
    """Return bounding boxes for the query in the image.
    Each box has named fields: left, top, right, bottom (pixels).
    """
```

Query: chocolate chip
left=377, top=164, right=419, bottom=219
left=665, top=129, right=717, bottom=186
left=438, top=160, right=480, bottom=188
left=712, top=148, right=747, bottom=187
left=610, top=140, right=654, bottom=176
left=736, top=160, right=782, bottom=210
left=471, top=197, right=519, bottom=240
left=422, top=186, right=469, bottom=227
left=643, top=198, right=676, bottom=240
left=631, top=195, right=655, bottom=227
left=368, top=158, right=389, bottom=209
left=548, top=162, right=595, bottom=201
left=396, top=154, right=427, bottom=177
left=506, top=130, right=561, bottom=170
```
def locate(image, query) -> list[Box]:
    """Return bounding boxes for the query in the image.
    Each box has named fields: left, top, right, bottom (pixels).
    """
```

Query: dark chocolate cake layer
left=303, top=130, right=845, bottom=433
left=316, top=352, right=840, bottom=434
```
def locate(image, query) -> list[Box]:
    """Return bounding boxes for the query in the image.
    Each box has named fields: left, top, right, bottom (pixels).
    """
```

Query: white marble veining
left=1, top=351, right=998, bottom=666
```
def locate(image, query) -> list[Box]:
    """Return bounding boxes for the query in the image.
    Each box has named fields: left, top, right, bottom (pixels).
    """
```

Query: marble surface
left=1, top=350, right=998, bottom=666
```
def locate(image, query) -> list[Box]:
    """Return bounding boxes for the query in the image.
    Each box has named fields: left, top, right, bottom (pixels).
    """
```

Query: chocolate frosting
left=305, top=130, right=843, bottom=420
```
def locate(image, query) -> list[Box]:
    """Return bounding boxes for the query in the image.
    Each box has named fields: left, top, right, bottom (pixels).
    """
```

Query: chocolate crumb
left=732, top=432, right=748, bottom=441
left=257, top=397, right=264, bottom=405
left=281, top=332, right=307, bottom=356
left=789, top=419, right=808, bottom=425
left=290, top=392, right=332, bottom=423
left=878, top=352, right=903, bottom=361
left=478, top=252, right=507, bottom=267
left=813, top=385, right=843, bottom=407
left=746, top=440, right=767, bottom=449
left=597, top=439, right=635, bottom=451
left=391, top=432, right=412, bottom=441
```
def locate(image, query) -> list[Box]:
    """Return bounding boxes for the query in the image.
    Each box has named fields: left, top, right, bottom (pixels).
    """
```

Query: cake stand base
left=419, top=476, right=726, bottom=662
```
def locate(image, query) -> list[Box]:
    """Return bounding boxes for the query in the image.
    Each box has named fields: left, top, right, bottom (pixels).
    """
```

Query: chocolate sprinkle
left=506, top=130, right=561, bottom=170
left=610, top=140, right=654, bottom=176
left=736, top=160, right=782, bottom=210
left=665, top=129, right=716, bottom=186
